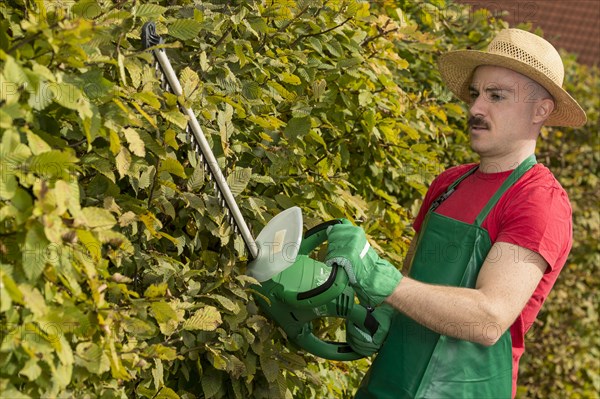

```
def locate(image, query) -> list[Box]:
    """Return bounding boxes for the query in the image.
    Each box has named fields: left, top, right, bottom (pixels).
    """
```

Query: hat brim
left=438, top=50, right=587, bottom=127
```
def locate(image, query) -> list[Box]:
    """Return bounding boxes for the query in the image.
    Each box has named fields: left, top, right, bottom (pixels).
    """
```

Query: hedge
left=0, top=0, right=597, bottom=398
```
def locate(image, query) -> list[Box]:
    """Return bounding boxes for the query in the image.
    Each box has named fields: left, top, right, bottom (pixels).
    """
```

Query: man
left=326, top=28, right=586, bottom=398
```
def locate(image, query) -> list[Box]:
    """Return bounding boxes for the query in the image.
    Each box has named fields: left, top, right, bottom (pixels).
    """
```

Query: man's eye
left=469, top=91, right=478, bottom=100
left=489, top=93, right=503, bottom=101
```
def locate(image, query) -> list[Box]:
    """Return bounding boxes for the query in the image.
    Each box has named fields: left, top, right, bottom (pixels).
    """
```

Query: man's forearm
left=384, top=277, right=504, bottom=346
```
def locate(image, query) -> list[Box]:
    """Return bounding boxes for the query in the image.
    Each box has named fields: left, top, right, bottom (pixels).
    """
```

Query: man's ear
left=533, top=98, right=555, bottom=124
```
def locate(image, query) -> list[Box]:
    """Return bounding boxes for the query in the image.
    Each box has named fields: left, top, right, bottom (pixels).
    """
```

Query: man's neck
left=478, top=148, right=536, bottom=173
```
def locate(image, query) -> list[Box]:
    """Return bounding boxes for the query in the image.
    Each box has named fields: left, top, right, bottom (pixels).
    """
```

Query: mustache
left=468, top=116, right=490, bottom=129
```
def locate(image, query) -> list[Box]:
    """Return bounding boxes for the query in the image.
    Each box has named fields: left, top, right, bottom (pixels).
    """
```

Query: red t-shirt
left=413, top=163, right=573, bottom=396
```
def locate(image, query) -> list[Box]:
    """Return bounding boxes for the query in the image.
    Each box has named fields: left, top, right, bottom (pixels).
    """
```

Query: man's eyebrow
left=468, top=84, right=516, bottom=93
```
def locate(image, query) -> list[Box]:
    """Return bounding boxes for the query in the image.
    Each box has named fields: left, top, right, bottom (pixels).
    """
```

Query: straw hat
left=438, top=28, right=586, bottom=127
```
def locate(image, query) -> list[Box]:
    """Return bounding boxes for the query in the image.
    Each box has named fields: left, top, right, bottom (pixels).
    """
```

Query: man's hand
left=325, top=222, right=402, bottom=307
left=346, top=304, right=395, bottom=356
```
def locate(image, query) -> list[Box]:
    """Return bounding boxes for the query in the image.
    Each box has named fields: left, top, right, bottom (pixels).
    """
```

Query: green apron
left=356, top=155, right=537, bottom=399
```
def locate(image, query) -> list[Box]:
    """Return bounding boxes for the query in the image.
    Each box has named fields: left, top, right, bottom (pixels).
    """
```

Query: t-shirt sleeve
left=495, top=184, right=573, bottom=271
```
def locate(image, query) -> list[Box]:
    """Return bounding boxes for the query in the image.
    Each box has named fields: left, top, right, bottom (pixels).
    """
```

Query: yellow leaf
left=248, top=115, right=285, bottom=130
left=109, top=130, right=121, bottom=156
left=139, top=212, right=162, bottom=237
left=280, top=72, right=301, bottom=85
left=184, top=306, right=222, bottom=331
left=131, top=101, right=157, bottom=129
left=164, top=129, right=178, bottom=150
left=145, top=282, right=168, bottom=299
left=123, top=127, right=146, bottom=157
left=76, top=229, right=102, bottom=262
left=116, top=147, right=131, bottom=179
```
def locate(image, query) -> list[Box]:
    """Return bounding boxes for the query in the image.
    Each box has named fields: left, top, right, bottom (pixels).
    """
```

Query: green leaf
left=138, top=165, right=155, bottom=189
left=160, top=157, right=186, bottom=178
left=0, top=71, right=20, bottom=106
left=399, top=122, right=420, bottom=140
left=75, top=342, right=111, bottom=375
left=154, top=386, right=180, bottom=399
left=284, top=116, right=311, bottom=139
left=138, top=129, right=167, bottom=157
left=202, top=367, right=223, bottom=398
left=0, top=169, right=17, bottom=201
left=26, top=131, right=52, bottom=155
left=0, top=271, right=23, bottom=310
left=28, top=149, right=80, bottom=180
left=207, top=348, right=227, bottom=371
left=71, top=0, right=102, bottom=18
left=125, top=57, right=143, bottom=89
left=77, top=207, right=117, bottom=230
left=19, top=284, right=48, bottom=317
left=180, top=67, right=200, bottom=97
left=311, top=78, right=326, bottom=100
left=152, top=359, right=164, bottom=392
left=151, top=301, right=180, bottom=336
left=209, top=294, right=240, bottom=314
left=145, top=344, right=178, bottom=361
left=50, top=82, right=93, bottom=119
left=161, top=109, right=189, bottom=130
left=134, top=3, right=167, bottom=18
left=19, top=358, right=42, bottom=381
left=168, top=20, right=203, bottom=41
left=217, top=104, right=235, bottom=141
left=187, top=166, right=205, bottom=192
left=4, top=55, right=30, bottom=86
left=51, top=333, right=74, bottom=367
left=226, top=167, right=251, bottom=197
left=133, top=91, right=162, bottom=110
left=22, top=224, right=49, bottom=282
left=183, top=306, right=222, bottom=331
left=259, top=353, right=279, bottom=383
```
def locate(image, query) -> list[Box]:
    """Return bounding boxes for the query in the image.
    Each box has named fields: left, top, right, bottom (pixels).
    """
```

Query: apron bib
left=356, top=155, right=537, bottom=399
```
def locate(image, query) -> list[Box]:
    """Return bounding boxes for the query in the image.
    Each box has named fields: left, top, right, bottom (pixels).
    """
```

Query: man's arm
left=385, top=241, right=547, bottom=346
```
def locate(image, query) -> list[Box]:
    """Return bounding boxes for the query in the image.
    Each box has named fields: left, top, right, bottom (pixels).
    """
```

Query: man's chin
left=469, top=140, right=491, bottom=156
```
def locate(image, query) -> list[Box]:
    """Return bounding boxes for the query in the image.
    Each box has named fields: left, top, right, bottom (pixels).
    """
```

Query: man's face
left=467, top=65, right=545, bottom=160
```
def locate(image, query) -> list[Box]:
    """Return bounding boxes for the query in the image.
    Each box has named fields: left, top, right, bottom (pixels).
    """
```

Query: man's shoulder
left=517, top=163, right=568, bottom=194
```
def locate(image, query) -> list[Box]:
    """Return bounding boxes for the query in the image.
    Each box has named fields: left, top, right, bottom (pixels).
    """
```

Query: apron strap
left=474, top=154, right=537, bottom=226
left=429, top=165, right=479, bottom=212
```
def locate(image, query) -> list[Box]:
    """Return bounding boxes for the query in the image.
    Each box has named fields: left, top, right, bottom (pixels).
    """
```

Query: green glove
left=325, top=222, right=402, bottom=307
left=346, top=303, right=395, bottom=357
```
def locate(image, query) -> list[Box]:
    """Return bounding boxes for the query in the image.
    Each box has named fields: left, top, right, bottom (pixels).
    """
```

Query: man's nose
left=469, top=94, right=486, bottom=117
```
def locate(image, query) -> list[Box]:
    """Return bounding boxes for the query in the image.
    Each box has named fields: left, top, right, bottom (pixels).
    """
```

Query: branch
left=290, top=16, right=353, bottom=48
left=362, top=26, right=399, bottom=47
left=255, top=5, right=311, bottom=53
left=212, top=28, right=231, bottom=52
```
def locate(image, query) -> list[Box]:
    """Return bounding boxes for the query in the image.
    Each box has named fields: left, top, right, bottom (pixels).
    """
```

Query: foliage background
left=0, top=0, right=597, bottom=398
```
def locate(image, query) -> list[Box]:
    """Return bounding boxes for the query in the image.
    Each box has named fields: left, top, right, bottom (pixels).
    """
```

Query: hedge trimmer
left=141, top=22, right=384, bottom=361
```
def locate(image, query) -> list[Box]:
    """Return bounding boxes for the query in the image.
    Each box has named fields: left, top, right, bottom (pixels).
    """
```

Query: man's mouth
left=468, top=116, right=490, bottom=131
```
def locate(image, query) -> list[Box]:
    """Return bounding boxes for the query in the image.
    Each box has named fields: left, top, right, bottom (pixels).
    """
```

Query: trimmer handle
left=299, top=218, right=351, bottom=255
left=285, top=219, right=380, bottom=361
left=292, top=300, right=377, bottom=361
